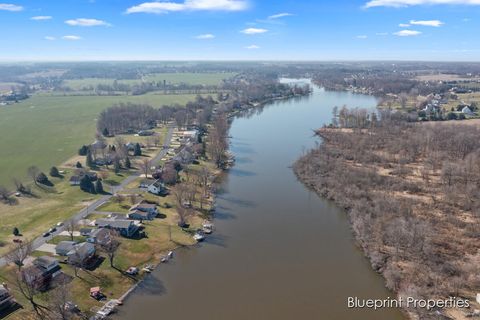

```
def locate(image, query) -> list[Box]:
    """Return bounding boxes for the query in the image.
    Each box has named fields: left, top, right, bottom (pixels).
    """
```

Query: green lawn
left=0, top=93, right=198, bottom=187
left=64, top=72, right=235, bottom=90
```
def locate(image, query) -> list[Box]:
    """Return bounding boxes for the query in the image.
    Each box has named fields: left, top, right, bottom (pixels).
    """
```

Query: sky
left=1, top=0, right=480, bottom=61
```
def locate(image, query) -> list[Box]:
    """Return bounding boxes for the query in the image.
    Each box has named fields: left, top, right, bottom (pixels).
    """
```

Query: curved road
left=0, top=125, right=175, bottom=267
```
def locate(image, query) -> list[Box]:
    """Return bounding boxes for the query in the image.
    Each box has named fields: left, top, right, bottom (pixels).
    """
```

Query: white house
left=148, top=180, right=165, bottom=195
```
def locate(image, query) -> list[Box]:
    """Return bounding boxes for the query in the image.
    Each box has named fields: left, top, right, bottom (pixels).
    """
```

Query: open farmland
left=0, top=93, right=200, bottom=186
left=63, top=72, right=236, bottom=90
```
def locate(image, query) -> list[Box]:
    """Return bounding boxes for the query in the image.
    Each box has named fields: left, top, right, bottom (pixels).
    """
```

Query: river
left=116, top=80, right=404, bottom=320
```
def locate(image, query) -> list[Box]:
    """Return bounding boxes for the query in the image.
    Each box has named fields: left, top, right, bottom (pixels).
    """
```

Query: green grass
left=64, top=72, right=235, bottom=90
left=0, top=93, right=198, bottom=187
left=0, top=175, right=101, bottom=256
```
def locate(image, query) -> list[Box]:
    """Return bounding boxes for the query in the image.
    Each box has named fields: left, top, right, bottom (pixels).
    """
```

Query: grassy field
left=0, top=94, right=198, bottom=187
left=64, top=72, right=236, bottom=90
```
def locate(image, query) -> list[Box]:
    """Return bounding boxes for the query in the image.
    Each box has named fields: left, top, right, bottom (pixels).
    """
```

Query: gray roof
left=68, top=242, right=95, bottom=257
left=34, top=256, right=57, bottom=268
left=56, top=241, right=76, bottom=252
left=0, top=285, right=9, bottom=295
left=96, top=218, right=133, bottom=229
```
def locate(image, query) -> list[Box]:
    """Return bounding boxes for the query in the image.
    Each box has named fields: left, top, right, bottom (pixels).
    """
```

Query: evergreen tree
left=36, top=172, right=51, bottom=185
left=13, top=227, right=19, bottom=236
left=78, top=145, right=89, bottom=156
left=79, top=175, right=95, bottom=193
left=114, top=158, right=121, bottom=174
left=125, top=156, right=131, bottom=169
left=49, top=166, right=60, bottom=177
left=95, top=179, right=104, bottom=194
left=76, top=161, right=83, bottom=168
left=102, top=127, right=110, bottom=137
left=111, top=145, right=116, bottom=152
left=86, top=149, right=94, bottom=168
left=134, top=143, right=142, bottom=156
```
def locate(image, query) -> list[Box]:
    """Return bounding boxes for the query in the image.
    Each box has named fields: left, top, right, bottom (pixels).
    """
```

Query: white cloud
left=245, top=44, right=260, bottom=49
left=31, top=16, right=52, bottom=21
left=268, top=12, right=293, bottom=19
left=62, top=35, right=82, bottom=40
left=0, top=3, right=23, bottom=11
left=196, top=33, right=215, bottom=39
left=365, top=0, right=480, bottom=8
left=410, top=19, right=444, bottom=26
left=399, top=23, right=410, bottom=27
left=126, top=0, right=248, bottom=14
left=44, top=36, right=56, bottom=41
left=241, top=27, right=268, bottom=34
left=65, top=18, right=111, bottom=27
left=394, top=29, right=422, bottom=36
left=356, top=35, right=368, bottom=39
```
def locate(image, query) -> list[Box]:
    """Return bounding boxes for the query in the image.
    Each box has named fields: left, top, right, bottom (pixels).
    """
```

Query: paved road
left=0, top=125, right=176, bottom=267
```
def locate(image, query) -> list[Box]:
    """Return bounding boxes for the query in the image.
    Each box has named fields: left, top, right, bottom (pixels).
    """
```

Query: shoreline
left=111, top=88, right=312, bottom=316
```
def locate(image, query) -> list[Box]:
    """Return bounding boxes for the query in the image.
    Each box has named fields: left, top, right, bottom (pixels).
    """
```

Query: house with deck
left=67, top=242, right=96, bottom=266
left=55, top=241, right=77, bottom=256
left=0, top=284, right=15, bottom=311
left=95, top=218, right=139, bottom=237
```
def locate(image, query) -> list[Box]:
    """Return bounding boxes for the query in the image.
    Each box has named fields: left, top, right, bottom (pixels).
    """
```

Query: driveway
left=35, top=243, right=57, bottom=254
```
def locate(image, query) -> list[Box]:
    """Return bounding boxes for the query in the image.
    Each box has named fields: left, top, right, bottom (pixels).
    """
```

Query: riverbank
left=293, top=119, right=480, bottom=319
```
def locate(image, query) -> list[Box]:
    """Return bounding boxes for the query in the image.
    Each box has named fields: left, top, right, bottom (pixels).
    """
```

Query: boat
left=161, top=256, right=169, bottom=263
left=142, top=264, right=154, bottom=273
left=167, top=251, right=173, bottom=258
left=202, top=221, right=214, bottom=234
left=193, top=232, right=205, bottom=242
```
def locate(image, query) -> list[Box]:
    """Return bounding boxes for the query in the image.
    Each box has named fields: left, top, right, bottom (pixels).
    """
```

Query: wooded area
left=294, top=111, right=480, bottom=319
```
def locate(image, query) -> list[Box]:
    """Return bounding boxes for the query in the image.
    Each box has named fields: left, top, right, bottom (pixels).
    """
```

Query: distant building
left=69, top=176, right=81, bottom=186
left=462, top=106, right=473, bottom=115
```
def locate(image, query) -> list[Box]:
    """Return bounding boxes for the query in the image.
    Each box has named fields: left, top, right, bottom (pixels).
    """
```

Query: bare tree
left=48, top=279, right=74, bottom=320
left=65, top=220, right=77, bottom=242
left=5, top=240, right=32, bottom=270
left=139, top=159, right=151, bottom=178
left=27, top=166, right=40, bottom=185
left=13, top=268, right=50, bottom=318
left=100, top=230, right=120, bottom=268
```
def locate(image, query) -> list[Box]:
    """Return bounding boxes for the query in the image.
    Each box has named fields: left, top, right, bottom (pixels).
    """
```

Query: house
left=80, top=228, right=93, bottom=237
left=86, top=228, right=111, bottom=245
left=55, top=241, right=77, bottom=256
left=95, top=218, right=139, bottom=237
left=462, top=106, right=473, bottom=115
left=138, top=130, right=154, bottom=136
left=139, top=178, right=155, bottom=188
left=22, top=256, right=61, bottom=291
left=33, top=256, right=61, bottom=274
left=130, top=201, right=158, bottom=215
left=67, top=242, right=96, bottom=266
left=0, top=284, right=15, bottom=311
left=147, top=180, right=166, bottom=195
left=127, top=209, right=154, bottom=221
left=69, top=176, right=81, bottom=186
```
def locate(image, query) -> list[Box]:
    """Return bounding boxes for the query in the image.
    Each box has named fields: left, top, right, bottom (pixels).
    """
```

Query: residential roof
left=33, top=256, right=58, bottom=269
left=128, top=209, right=151, bottom=218
left=56, top=241, right=77, bottom=252
left=0, top=285, right=9, bottom=295
left=68, top=242, right=95, bottom=257
left=96, top=218, right=134, bottom=229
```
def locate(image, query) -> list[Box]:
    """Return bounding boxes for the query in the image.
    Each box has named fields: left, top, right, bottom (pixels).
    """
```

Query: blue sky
left=1, top=0, right=479, bottom=61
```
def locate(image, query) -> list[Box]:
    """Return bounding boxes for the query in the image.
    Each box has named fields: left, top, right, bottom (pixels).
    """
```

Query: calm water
left=116, top=80, right=404, bottom=320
